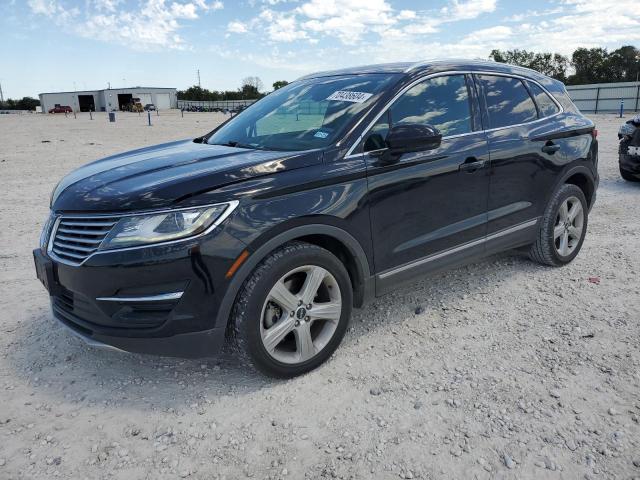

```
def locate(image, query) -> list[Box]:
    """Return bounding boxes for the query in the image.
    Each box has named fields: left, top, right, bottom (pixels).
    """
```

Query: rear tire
left=529, top=184, right=588, bottom=267
left=231, top=241, right=352, bottom=378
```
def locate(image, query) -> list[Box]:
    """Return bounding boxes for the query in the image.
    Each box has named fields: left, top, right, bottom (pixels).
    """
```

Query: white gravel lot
left=0, top=111, right=639, bottom=480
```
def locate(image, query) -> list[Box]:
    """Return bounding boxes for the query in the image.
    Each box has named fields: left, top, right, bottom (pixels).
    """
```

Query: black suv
left=34, top=60, right=598, bottom=377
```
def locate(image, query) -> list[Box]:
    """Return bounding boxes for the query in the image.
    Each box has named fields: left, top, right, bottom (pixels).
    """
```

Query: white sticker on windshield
left=326, top=90, right=373, bottom=103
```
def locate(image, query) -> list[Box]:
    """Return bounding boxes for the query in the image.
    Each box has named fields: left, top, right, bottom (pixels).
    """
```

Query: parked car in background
left=144, top=103, right=157, bottom=111
left=34, top=60, right=598, bottom=378
left=618, top=115, right=640, bottom=182
left=48, top=105, right=72, bottom=114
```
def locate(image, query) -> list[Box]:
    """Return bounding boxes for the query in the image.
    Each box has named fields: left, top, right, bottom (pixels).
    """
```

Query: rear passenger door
left=475, top=74, right=564, bottom=246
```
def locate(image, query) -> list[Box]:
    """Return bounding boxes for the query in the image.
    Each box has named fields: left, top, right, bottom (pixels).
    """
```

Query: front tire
left=620, top=166, right=640, bottom=182
left=231, top=241, right=352, bottom=378
left=529, top=184, right=588, bottom=267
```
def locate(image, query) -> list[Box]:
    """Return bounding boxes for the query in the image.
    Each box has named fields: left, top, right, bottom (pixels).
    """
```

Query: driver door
left=362, top=74, right=491, bottom=293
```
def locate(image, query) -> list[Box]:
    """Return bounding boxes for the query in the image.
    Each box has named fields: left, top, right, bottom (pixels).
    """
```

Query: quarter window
left=362, top=74, right=472, bottom=152
left=526, top=81, right=560, bottom=118
left=477, top=75, right=538, bottom=128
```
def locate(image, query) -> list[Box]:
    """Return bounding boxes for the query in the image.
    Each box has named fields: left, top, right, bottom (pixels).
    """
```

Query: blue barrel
left=108, top=112, right=116, bottom=122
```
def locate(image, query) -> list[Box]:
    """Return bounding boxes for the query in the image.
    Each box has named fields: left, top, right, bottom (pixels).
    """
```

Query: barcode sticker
left=326, top=91, right=373, bottom=103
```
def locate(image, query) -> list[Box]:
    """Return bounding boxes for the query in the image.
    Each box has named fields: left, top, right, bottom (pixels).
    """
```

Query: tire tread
left=230, top=241, right=351, bottom=378
left=529, top=184, right=587, bottom=267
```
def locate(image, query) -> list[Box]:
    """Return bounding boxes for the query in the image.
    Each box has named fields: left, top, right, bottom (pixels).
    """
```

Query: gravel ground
left=0, top=111, right=639, bottom=480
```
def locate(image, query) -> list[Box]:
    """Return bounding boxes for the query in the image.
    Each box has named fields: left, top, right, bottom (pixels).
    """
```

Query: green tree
left=272, top=80, right=289, bottom=90
left=489, top=49, right=569, bottom=82
left=567, top=47, right=609, bottom=84
left=1, top=96, right=40, bottom=110
left=606, top=46, right=640, bottom=82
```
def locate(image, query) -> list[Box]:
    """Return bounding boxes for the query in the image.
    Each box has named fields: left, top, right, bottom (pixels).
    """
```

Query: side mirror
left=386, top=123, right=442, bottom=154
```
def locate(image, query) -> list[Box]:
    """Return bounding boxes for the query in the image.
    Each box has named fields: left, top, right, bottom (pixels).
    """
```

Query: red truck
left=49, top=105, right=73, bottom=114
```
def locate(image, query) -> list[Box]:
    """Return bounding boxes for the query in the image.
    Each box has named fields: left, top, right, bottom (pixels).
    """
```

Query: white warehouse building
left=39, top=87, right=178, bottom=113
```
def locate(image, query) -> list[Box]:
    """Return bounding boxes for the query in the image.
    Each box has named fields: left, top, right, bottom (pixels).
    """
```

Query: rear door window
left=477, top=75, right=538, bottom=128
left=526, top=81, right=560, bottom=118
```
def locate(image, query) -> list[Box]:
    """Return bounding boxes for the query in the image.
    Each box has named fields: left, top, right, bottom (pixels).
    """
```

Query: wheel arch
left=214, top=224, right=373, bottom=331
left=554, top=165, right=596, bottom=209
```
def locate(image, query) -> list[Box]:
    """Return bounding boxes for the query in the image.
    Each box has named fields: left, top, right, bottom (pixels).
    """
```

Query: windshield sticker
left=326, top=91, right=373, bottom=103
left=314, top=130, right=329, bottom=139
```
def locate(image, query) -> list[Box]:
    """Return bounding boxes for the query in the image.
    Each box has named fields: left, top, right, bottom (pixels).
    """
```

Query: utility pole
left=0, top=81, right=4, bottom=106
left=197, top=69, right=201, bottom=88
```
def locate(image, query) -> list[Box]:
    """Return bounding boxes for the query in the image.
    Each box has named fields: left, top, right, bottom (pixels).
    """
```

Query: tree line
left=489, top=45, right=640, bottom=85
left=0, top=96, right=40, bottom=110
left=177, top=77, right=289, bottom=102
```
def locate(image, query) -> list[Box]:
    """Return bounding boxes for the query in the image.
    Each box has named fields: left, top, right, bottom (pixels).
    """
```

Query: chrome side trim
left=48, top=200, right=240, bottom=267
left=378, top=218, right=539, bottom=280
left=345, top=70, right=564, bottom=157
left=96, top=292, right=184, bottom=302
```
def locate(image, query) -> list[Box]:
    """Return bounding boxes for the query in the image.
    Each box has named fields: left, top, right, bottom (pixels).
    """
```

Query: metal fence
left=566, top=81, right=640, bottom=114
left=177, top=99, right=257, bottom=111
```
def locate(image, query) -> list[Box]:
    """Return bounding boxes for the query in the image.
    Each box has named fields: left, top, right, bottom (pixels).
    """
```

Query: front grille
left=50, top=215, right=120, bottom=265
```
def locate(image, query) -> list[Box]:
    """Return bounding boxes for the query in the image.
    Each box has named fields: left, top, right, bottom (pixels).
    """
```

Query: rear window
left=526, top=81, right=560, bottom=118
left=477, top=75, right=537, bottom=129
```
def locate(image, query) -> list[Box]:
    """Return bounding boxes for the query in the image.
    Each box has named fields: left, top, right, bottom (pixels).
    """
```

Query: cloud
left=463, top=25, right=512, bottom=43
left=227, top=20, right=248, bottom=33
left=440, top=0, right=496, bottom=21
left=397, top=10, right=416, bottom=20
left=295, top=0, right=395, bottom=44
left=265, top=10, right=309, bottom=41
left=27, top=0, right=220, bottom=50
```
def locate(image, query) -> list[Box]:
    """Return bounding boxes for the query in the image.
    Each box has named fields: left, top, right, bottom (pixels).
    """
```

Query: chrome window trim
left=378, top=218, right=539, bottom=280
left=47, top=200, right=240, bottom=267
left=96, top=292, right=184, bottom=302
left=344, top=70, right=564, bottom=158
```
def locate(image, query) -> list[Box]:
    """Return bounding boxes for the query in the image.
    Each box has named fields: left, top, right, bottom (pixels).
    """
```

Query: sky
left=1, top=0, right=639, bottom=99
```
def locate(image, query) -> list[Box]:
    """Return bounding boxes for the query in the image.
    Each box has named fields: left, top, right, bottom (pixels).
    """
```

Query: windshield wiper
left=210, top=140, right=261, bottom=150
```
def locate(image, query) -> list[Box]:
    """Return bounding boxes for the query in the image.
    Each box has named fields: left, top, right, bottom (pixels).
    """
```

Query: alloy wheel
left=553, top=195, right=584, bottom=257
left=259, top=265, right=342, bottom=364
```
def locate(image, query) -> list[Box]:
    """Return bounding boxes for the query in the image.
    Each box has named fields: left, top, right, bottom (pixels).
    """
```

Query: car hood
left=51, top=139, right=320, bottom=212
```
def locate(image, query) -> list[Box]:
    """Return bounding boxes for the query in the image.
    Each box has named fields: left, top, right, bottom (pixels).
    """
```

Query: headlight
left=99, top=202, right=238, bottom=250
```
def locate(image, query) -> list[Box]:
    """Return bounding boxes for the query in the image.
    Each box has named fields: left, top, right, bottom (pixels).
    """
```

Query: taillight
left=591, top=129, right=598, bottom=139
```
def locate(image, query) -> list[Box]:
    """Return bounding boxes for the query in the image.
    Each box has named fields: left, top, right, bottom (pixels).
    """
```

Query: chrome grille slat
left=50, top=214, right=121, bottom=265
left=53, top=241, right=97, bottom=253
left=55, top=234, right=104, bottom=244
left=52, top=248, right=87, bottom=260
left=57, top=226, right=111, bottom=236
left=59, top=220, right=118, bottom=227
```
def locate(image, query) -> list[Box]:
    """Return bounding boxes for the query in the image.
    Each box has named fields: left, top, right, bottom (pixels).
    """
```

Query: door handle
left=459, top=157, right=486, bottom=173
left=541, top=142, right=561, bottom=154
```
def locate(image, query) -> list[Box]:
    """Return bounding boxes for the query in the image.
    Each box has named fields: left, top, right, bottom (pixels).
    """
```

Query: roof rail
left=404, top=58, right=496, bottom=72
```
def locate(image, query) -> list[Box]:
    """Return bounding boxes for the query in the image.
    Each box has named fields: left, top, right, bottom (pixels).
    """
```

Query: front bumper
left=54, top=309, right=226, bottom=357
left=34, top=227, right=246, bottom=358
left=619, top=152, right=640, bottom=174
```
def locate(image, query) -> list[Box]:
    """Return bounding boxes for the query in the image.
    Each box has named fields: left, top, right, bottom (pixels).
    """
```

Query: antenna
left=197, top=69, right=201, bottom=88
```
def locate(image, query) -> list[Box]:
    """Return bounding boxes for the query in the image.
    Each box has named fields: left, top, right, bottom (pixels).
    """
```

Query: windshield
left=207, top=73, right=399, bottom=151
